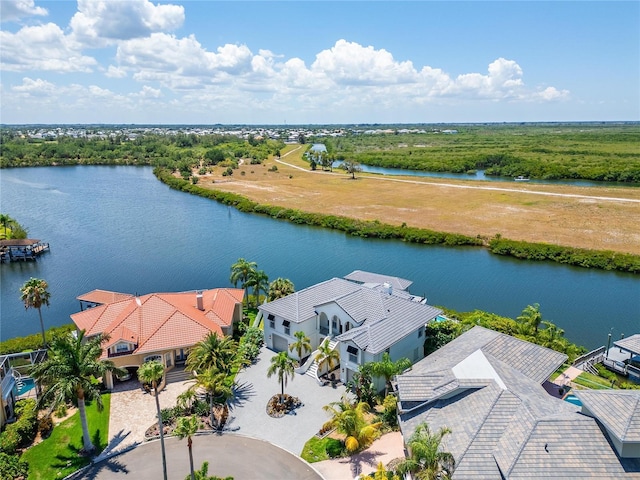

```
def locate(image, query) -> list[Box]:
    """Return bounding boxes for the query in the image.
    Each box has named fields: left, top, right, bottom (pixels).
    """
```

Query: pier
left=0, top=239, right=49, bottom=263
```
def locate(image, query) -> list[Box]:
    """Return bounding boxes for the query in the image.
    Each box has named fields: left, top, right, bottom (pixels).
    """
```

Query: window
left=115, top=342, right=130, bottom=353
left=345, top=323, right=351, bottom=332
left=347, top=345, right=358, bottom=364
left=418, top=327, right=424, bottom=338
left=283, top=320, right=291, bottom=336
left=268, top=313, right=275, bottom=329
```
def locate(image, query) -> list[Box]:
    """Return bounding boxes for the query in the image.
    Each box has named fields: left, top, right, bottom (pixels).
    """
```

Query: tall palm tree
left=289, top=331, right=311, bottom=362
left=267, top=277, right=295, bottom=301
left=323, top=395, right=381, bottom=453
left=395, top=422, right=455, bottom=480
left=30, top=330, right=125, bottom=454
left=0, top=213, right=11, bottom=239
left=185, top=333, right=239, bottom=375
left=369, top=352, right=412, bottom=396
left=138, top=360, right=168, bottom=480
left=20, top=277, right=51, bottom=348
left=174, top=415, right=201, bottom=480
left=188, top=366, right=233, bottom=430
left=229, top=258, right=257, bottom=307
left=266, top=351, right=295, bottom=403
left=315, top=338, right=340, bottom=376
left=245, top=269, right=269, bottom=308
left=517, top=303, right=543, bottom=335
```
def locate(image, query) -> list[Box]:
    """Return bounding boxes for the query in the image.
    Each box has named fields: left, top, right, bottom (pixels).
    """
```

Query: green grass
left=574, top=372, right=614, bottom=390
left=22, top=394, right=110, bottom=480
left=300, top=436, right=344, bottom=463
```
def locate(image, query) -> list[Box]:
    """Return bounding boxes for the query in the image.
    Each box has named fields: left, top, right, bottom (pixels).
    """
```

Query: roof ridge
left=503, top=409, right=539, bottom=477
left=621, top=394, right=640, bottom=440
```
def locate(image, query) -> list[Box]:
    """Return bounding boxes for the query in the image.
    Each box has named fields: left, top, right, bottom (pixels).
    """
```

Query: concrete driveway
left=227, top=346, right=347, bottom=455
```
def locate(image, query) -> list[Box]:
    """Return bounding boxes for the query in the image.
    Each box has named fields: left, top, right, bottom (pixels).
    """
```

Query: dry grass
left=197, top=146, right=640, bottom=255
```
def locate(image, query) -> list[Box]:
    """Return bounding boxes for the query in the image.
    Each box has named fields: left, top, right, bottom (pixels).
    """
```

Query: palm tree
left=30, top=330, right=125, bottom=454
left=188, top=366, right=233, bottom=430
left=267, top=278, right=295, bottom=301
left=20, top=277, right=51, bottom=348
left=185, top=333, right=239, bottom=375
left=323, top=395, right=381, bottom=453
left=315, top=338, right=340, bottom=377
left=395, top=422, right=455, bottom=480
left=174, top=415, right=201, bottom=480
left=229, top=258, right=257, bottom=307
left=245, top=269, right=268, bottom=308
left=288, top=331, right=311, bottom=362
left=517, top=303, right=543, bottom=335
left=0, top=213, right=11, bottom=239
left=138, top=360, right=168, bottom=480
left=369, top=352, right=412, bottom=396
left=267, top=351, right=295, bottom=403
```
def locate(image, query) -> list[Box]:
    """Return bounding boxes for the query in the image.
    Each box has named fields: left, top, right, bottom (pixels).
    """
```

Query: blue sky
left=1, top=0, right=638, bottom=124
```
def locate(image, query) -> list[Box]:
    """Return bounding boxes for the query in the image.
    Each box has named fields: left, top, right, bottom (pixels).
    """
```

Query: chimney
left=384, top=282, right=392, bottom=295
left=196, top=291, right=204, bottom=311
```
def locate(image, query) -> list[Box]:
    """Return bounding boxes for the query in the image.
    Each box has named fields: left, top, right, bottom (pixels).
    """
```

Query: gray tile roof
left=258, top=277, right=361, bottom=323
left=336, top=293, right=441, bottom=354
left=614, top=334, right=640, bottom=356
left=343, top=270, right=413, bottom=291
left=575, top=390, right=640, bottom=442
left=397, top=327, right=638, bottom=478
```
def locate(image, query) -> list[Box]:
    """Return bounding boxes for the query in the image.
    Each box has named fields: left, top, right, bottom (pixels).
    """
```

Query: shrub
left=0, top=451, right=28, bottom=480
left=0, top=399, right=38, bottom=454
left=38, top=414, right=53, bottom=438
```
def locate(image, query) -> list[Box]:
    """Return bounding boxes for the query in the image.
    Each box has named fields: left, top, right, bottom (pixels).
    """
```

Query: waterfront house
left=395, top=326, right=640, bottom=478
left=259, top=271, right=441, bottom=388
left=71, top=288, right=243, bottom=388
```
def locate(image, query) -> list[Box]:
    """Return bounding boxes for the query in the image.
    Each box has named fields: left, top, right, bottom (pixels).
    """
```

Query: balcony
left=108, top=346, right=137, bottom=358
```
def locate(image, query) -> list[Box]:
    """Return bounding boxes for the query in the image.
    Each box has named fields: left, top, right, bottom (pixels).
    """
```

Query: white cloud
left=135, top=85, right=162, bottom=98
left=70, top=0, right=184, bottom=47
left=105, top=65, right=127, bottom=78
left=0, top=23, right=97, bottom=72
left=536, top=86, right=570, bottom=101
left=0, top=0, right=47, bottom=23
left=311, top=39, right=418, bottom=85
left=12, top=77, right=55, bottom=96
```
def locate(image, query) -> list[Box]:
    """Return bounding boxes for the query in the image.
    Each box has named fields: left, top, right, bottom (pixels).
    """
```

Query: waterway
left=332, top=161, right=637, bottom=187
left=1, top=166, right=638, bottom=349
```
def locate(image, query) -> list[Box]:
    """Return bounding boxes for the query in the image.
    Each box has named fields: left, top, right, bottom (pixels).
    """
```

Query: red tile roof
left=70, top=288, right=243, bottom=358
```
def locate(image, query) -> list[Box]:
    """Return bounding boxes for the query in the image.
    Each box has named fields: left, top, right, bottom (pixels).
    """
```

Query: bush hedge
left=0, top=399, right=38, bottom=455
left=0, top=324, right=76, bottom=355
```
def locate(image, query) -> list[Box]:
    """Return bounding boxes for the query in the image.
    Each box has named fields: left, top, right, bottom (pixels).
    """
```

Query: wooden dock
left=0, top=239, right=50, bottom=263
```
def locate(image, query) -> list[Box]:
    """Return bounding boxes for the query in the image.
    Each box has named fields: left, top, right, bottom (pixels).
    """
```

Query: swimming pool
left=435, top=314, right=450, bottom=323
left=564, top=394, right=582, bottom=407
left=14, top=377, right=36, bottom=396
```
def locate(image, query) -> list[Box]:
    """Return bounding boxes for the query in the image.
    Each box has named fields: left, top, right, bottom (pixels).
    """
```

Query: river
left=1, top=166, right=638, bottom=349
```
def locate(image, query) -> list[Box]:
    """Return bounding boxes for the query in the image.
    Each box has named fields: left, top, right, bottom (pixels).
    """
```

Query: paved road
left=74, top=434, right=323, bottom=480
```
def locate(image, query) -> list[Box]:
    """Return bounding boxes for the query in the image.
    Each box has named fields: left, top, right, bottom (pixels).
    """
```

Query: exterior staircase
left=305, top=338, right=339, bottom=382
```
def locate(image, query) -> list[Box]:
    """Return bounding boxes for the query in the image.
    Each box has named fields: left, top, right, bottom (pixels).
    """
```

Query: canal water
left=1, top=166, right=638, bottom=349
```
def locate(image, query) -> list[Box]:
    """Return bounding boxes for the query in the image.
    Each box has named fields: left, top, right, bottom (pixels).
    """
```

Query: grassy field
left=22, top=395, right=110, bottom=480
left=197, top=145, right=640, bottom=255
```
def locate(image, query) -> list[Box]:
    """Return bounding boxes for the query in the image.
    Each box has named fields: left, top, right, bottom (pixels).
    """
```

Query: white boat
left=514, top=176, right=530, bottom=182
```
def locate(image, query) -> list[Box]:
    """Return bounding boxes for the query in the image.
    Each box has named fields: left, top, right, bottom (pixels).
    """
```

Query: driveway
left=227, top=346, right=347, bottom=455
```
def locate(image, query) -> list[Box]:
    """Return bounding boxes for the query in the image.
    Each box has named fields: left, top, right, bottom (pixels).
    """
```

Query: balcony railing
left=108, top=347, right=137, bottom=358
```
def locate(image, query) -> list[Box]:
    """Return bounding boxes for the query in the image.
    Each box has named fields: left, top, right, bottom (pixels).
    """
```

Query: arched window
left=345, top=323, right=351, bottom=332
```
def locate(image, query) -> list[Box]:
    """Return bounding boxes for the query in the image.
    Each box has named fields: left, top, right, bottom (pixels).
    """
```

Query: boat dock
left=0, top=239, right=50, bottom=263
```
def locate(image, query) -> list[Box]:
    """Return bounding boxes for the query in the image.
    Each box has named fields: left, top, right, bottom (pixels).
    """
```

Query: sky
left=1, top=0, right=638, bottom=125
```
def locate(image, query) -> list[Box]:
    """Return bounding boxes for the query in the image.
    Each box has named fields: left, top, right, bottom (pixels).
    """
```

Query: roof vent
left=196, top=291, right=204, bottom=311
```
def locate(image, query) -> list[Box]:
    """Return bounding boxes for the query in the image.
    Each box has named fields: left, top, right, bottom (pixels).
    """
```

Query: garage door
left=272, top=334, right=289, bottom=352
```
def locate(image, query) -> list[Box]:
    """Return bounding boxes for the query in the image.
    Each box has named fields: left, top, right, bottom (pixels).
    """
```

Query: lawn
left=22, top=394, right=110, bottom=480
left=300, top=436, right=344, bottom=463
left=573, top=372, right=614, bottom=390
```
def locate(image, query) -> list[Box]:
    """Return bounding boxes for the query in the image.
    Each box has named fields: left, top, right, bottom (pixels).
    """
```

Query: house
left=395, top=326, right=640, bottom=478
left=71, top=288, right=243, bottom=388
left=259, top=271, right=441, bottom=388
left=0, top=350, right=46, bottom=429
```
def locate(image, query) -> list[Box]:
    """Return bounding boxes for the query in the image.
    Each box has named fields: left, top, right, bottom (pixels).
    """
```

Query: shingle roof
left=259, top=278, right=361, bottom=323
left=335, top=293, right=441, bottom=354
left=343, top=270, right=413, bottom=291
left=574, top=390, right=640, bottom=443
left=71, top=288, right=243, bottom=358
left=613, top=334, right=640, bottom=356
left=397, top=327, right=638, bottom=478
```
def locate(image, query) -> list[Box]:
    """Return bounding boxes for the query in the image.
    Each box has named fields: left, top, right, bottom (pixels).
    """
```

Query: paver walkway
left=106, top=375, right=193, bottom=455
